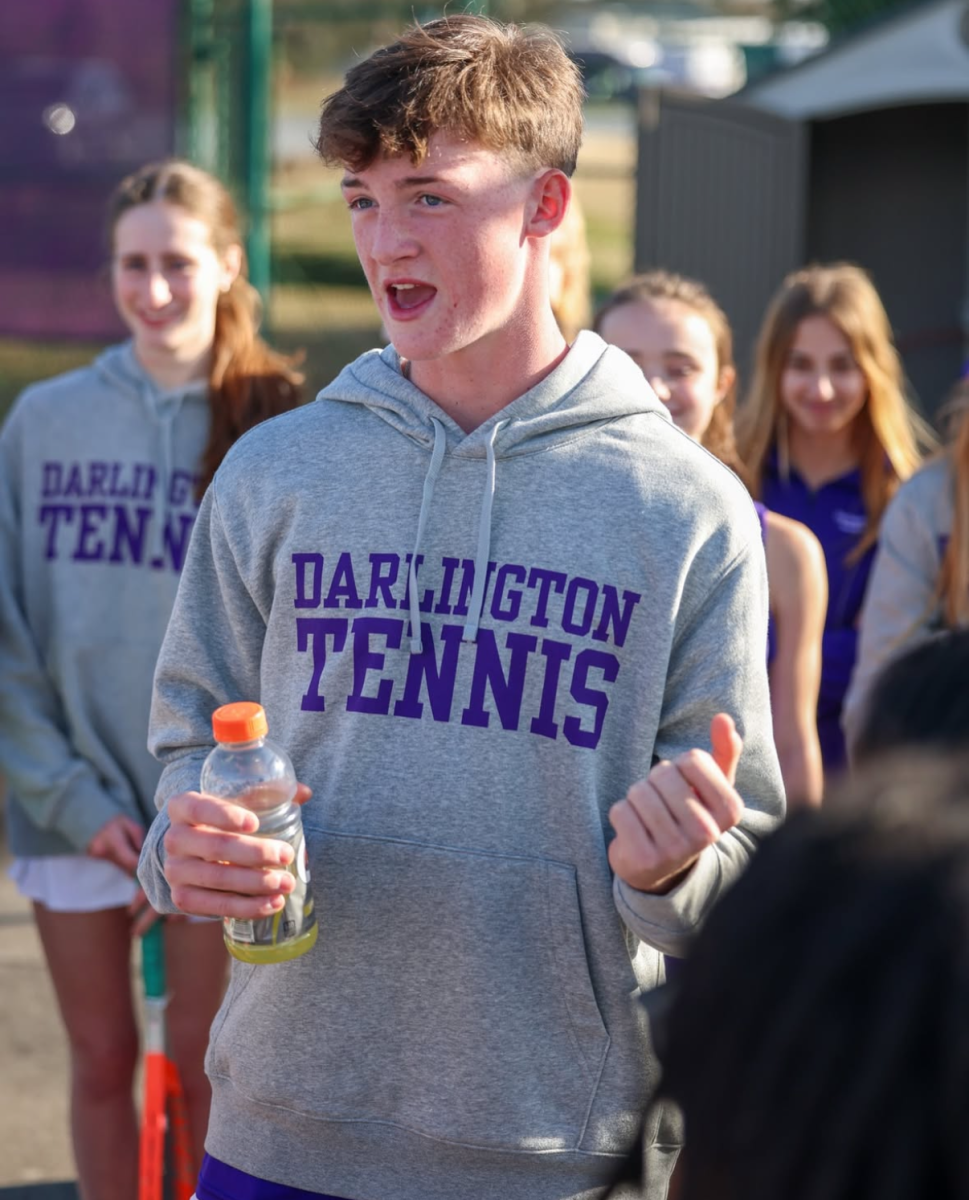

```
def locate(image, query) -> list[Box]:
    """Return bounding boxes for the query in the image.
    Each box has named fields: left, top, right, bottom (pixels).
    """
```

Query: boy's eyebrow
left=340, top=174, right=451, bottom=191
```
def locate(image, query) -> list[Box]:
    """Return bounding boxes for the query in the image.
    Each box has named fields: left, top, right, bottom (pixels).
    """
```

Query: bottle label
left=228, top=919, right=256, bottom=944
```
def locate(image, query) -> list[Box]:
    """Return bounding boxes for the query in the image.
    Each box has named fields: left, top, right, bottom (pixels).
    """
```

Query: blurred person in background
left=597, top=271, right=827, bottom=808
left=738, top=263, right=932, bottom=779
left=0, top=159, right=302, bottom=1200
left=609, top=752, right=969, bottom=1200
left=852, top=627, right=969, bottom=765
left=844, top=372, right=969, bottom=756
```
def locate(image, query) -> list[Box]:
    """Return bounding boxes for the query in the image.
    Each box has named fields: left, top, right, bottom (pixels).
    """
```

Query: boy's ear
left=525, top=170, right=571, bottom=239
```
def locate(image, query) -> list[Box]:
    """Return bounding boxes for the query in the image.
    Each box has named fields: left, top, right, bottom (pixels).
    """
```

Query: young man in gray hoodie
left=138, top=16, right=785, bottom=1200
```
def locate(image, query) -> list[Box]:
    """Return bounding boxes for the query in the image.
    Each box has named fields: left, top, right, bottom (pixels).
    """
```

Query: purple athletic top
left=752, top=501, right=777, bottom=666
left=761, top=450, right=875, bottom=774
left=196, top=1154, right=350, bottom=1200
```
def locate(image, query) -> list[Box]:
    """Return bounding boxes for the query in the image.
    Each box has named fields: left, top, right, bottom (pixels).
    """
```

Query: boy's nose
left=371, top=215, right=419, bottom=265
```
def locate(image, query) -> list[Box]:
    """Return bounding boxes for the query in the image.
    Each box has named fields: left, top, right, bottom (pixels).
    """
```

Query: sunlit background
left=6, top=0, right=963, bottom=423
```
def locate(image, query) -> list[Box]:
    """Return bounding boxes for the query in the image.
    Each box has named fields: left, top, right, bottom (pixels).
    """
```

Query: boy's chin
left=387, top=335, right=448, bottom=364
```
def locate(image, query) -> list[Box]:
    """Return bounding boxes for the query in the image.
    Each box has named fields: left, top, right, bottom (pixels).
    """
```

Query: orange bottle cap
left=212, top=702, right=268, bottom=743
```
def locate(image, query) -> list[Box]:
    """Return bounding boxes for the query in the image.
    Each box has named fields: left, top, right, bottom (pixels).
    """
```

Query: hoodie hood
left=317, top=330, right=669, bottom=457
left=318, top=331, right=669, bottom=650
left=93, top=340, right=209, bottom=414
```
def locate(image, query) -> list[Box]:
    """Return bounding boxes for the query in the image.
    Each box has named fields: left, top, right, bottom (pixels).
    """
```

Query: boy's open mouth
left=387, top=282, right=436, bottom=317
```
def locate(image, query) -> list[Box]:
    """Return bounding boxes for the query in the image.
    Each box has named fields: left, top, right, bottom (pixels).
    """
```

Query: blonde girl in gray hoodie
left=0, top=160, right=301, bottom=1198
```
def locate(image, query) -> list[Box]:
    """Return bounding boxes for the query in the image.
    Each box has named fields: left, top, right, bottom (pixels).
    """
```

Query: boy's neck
left=404, top=311, right=570, bottom=434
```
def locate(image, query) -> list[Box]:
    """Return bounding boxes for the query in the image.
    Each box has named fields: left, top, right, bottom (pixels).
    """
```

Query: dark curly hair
left=611, top=754, right=969, bottom=1200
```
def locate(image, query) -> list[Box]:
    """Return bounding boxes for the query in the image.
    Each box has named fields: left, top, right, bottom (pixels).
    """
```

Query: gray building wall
left=807, top=102, right=969, bottom=415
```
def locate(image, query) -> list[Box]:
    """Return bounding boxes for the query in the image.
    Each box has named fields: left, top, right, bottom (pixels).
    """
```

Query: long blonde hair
left=108, top=160, right=303, bottom=498
left=937, top=379, right=969, bottom=626
left=738, top=263, right=932, bottom=562
left=594, top=270, right=751, bottom=486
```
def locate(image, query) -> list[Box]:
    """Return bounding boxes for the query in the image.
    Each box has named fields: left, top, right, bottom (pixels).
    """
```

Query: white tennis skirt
left=10, top=855, right=213, bottom=924
left=10, top=854, right=141, bottom=912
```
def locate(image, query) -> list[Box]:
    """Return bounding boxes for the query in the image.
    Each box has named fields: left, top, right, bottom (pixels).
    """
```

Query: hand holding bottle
left=164, top=702, right=318, bottom=962
left=162, top=788, right=302, bottom=919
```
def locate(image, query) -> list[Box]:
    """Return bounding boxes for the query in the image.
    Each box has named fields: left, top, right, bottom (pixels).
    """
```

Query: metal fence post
left=245, top=0, right=273, bottom=304
left=183, top=0, right=216, bottom=166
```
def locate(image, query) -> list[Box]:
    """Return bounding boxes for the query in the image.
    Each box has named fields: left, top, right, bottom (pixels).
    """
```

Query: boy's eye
left=347, top=196, right=374, bottom=211
left=418, top=194, right=445, bottom=207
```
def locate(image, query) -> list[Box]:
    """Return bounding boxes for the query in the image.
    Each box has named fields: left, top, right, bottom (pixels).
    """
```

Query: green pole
left=184, top=0, right=215, bottom=165
left=245, top=0, right=273, bottom=303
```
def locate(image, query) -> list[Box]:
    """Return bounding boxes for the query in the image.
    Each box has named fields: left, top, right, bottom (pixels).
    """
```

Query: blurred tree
left=771, top=0, right=911, bottom=35
left=275, top=0, right=567, bottom=78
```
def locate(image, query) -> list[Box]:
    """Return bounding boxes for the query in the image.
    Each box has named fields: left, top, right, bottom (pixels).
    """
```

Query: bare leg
left=33, top=904, right=139, bottom=1200
left=164, top=919, right=228, bottom=1170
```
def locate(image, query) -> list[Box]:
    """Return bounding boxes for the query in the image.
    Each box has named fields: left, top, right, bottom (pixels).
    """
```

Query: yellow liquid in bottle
left=226, top=918, right=318, bottom=964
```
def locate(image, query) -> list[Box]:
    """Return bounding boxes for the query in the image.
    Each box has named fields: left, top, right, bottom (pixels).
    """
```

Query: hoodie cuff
left=56, top=779, right=129, bottom=854
left=154, top=754, right=207, bottom=811
left=137, top=809, right=180, bottom=915
left=613, top=845, right=723, bottom=957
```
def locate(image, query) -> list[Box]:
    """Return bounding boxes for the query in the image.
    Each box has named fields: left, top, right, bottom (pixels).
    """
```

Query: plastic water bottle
left=200, top=701, right=318, bottom=964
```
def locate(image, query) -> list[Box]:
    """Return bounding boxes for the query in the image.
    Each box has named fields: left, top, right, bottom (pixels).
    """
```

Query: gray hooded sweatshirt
left=843, top=453, right=955, bottom=757
left=139, top=332, right=784, bottom=1200
left=0, top=343, right=208, bottom=855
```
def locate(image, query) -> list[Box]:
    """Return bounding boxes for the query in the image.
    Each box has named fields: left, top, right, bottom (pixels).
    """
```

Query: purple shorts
left=196, top=1154, right=351, bottom=1200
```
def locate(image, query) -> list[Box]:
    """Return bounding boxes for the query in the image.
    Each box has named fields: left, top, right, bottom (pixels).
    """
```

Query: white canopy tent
left=743, top=0, right=969, bottom=119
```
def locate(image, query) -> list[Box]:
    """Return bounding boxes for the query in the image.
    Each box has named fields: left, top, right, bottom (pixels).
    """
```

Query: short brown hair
left=315, top=15, right=584, bottom=176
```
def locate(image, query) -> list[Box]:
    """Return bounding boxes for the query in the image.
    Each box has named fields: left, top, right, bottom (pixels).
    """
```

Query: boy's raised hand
left=608, top=713, right=744, bottom=894
left=161, top=784, right=311, bottom=919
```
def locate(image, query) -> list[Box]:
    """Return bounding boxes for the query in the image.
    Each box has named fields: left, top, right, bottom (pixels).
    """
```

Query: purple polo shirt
left=196, top=1154, right=351, bottom=1200
left=762, top=452, right=876, bottom=775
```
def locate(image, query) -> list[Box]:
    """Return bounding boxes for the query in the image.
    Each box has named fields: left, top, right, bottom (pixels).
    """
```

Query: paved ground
left=0, top=809, right=78, bottom=1196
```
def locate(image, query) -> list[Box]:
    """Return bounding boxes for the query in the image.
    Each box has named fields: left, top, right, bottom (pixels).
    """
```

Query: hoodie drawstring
left=152, top=399, right=185, bottom=564
left=407, top=418, right=447, bottom=652
left=406, top=417, right=507, bottom=653
left=462, top=419, right=506, bottom=645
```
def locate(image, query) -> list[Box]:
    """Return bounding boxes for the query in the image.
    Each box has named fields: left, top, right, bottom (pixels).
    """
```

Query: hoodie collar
left=94, top=341, right=209, bottom=415
left=317, top=330, right=669, bottom=457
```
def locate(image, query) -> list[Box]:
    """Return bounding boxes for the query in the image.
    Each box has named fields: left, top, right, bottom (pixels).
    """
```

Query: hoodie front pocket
left=208, top=830, right=611, bottom=1153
